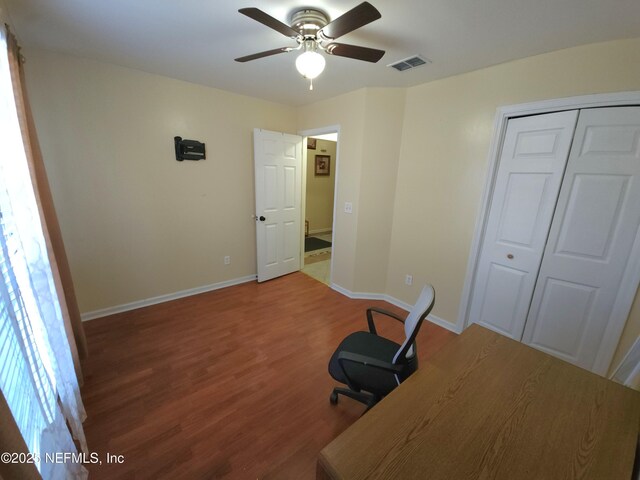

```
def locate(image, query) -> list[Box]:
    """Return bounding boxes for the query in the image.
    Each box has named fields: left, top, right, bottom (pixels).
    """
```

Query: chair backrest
left=393, top=284, right=435, bottom=364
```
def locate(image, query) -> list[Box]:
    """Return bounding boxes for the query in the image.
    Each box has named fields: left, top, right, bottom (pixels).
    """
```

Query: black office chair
left=328, top=284, right=435, bottom=411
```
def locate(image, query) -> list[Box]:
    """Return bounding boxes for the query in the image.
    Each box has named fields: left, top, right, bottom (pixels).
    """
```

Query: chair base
left=330, top=387, right=381, bottom=413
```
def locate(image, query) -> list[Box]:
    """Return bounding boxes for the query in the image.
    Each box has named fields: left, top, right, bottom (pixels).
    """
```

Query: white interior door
left=522, top=107, right=640, bottom=372
left=253, top=129, right=302, bottom=282
left=468, top=111, right=579, bottom=338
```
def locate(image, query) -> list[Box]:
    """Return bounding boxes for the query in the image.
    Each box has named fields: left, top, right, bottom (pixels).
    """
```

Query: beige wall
left=305, top=139, right=336, bottom=233
left=297, top=88, right=405, bottom=293
left=297, top=89, right=367, bottom=291
left=24, top=48, right=297, bottom=313
left=23, top=38, right=640, bottom=372
left=354, top=88, right=405, bottom=293
left=386, top=38, right=640, bottom=367
left=387, top=37, right=640, bottom=321
left=0, top=1, right=10, bottom=24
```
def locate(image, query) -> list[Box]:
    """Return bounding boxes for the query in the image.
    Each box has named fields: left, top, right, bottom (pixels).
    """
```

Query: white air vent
left=388, top=55, right=431, bottom=72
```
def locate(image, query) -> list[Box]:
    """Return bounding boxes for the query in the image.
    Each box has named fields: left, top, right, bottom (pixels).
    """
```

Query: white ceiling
left=4, top=0, right=640, bottom=106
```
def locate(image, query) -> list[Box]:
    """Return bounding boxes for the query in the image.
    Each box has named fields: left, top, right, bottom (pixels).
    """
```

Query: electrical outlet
left=224, top=256, right=231, bottom=265
left=405, top=274, right=413, bottom=286
left=344, top=202, right=353, bottom=214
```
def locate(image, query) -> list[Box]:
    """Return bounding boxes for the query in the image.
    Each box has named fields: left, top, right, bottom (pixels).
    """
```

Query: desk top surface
left=319, top=324, right=640, bottom=479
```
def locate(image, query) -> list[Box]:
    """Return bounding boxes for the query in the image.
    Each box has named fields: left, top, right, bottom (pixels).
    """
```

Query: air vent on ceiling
left=388, top=55, right=431, bottom=72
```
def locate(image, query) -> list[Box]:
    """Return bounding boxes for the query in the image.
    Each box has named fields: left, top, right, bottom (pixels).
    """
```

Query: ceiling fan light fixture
left=295, top=40, right=326, bottom=80
left=295, top=50, right=326, bottom=79
left=236, top=3, right=385, bottom=92
left=301, top=23, right=320, bottom=30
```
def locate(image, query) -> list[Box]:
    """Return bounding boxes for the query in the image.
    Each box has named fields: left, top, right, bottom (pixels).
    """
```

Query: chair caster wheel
left=330, top=392, right=338, bottom=405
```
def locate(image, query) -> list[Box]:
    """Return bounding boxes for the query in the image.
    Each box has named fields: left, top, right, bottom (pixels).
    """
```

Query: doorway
left=301, top=131, right=338, bottom=285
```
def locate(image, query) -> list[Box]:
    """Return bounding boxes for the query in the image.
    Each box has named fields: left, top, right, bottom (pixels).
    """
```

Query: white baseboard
left=81, top=275, right=257, bottom=321
left=330, top=283, right=461, bottom=334
left=330, top=283, right=387, bottom=302
left=81, top=275, right=461, bottom=335
left=425, top=314, right=462, bottom=334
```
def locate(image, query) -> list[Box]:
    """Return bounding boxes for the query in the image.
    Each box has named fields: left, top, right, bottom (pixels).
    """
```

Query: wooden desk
left=318, top=324, right=640, bottom=479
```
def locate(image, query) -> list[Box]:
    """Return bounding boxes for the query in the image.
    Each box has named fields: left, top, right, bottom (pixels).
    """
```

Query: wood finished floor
left=81, top=272, right=456, bottom=479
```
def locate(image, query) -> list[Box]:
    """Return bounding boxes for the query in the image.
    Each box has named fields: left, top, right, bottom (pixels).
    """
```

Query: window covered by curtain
left=0, top=25, right=88, bottom=479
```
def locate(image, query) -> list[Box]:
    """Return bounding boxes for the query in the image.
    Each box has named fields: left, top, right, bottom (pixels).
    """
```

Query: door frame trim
left=456, top=91, right=640, bottom=376
left=298, top=125, right=340, bottom=286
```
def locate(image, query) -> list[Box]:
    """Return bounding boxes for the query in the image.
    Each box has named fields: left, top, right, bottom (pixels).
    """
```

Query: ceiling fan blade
left=235, top=47, right=292, bottom=63
left=319, top=2, right=381, bottom=40
left=239, top=8, right=300, bottom=38
left=325, top=43, right=385, bottom=63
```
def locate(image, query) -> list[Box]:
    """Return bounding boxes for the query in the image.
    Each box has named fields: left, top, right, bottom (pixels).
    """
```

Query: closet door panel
left=468, top=110, right=579, bottom=338
left=525, top=278, right=596, bottom=357
left=523, top=107, right=640, bottom=370
left=554, top=174, right=629, bottom=260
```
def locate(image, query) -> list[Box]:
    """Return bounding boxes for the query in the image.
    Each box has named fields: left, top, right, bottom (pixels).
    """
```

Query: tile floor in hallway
left=302, top=232, right=332, bottom=285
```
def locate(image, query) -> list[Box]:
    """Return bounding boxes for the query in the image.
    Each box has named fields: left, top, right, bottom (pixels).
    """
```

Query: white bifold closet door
left=468, top=110, right=579, bottom=339
left=522, top=107, right=640, bottom=371
left=470, top=106, right=640, bottom=374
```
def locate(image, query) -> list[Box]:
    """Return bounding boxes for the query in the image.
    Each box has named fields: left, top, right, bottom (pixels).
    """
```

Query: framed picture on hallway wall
left=307, top=138, right=317, bottom=150
left=315, top=155, right=330, bottom=176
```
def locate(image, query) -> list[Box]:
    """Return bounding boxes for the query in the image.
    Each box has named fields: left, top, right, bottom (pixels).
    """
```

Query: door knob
left=507, top=253, right=514, bottom=259
left=258, top=216, right=266, bottom=222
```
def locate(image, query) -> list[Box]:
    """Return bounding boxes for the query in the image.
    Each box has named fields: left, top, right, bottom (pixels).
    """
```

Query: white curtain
left=0, top=26, right=88, bottom=479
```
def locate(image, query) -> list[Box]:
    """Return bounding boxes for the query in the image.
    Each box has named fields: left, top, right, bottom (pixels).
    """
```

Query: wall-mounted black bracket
left=174, top=136, right=206, bottom=161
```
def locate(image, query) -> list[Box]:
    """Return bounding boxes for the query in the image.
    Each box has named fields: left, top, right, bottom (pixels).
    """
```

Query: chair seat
left=328, top=285, right=434, bottom=409
left=328, top=331, right=401, bottom=396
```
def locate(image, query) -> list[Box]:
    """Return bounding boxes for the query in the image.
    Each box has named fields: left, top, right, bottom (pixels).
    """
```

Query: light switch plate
left=344, top=202, right=353, bottom=214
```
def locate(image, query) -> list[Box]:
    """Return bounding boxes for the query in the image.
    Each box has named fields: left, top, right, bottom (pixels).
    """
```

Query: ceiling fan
left=235, top=2, right=385, bottom=90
